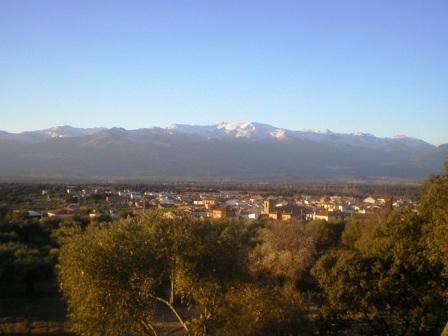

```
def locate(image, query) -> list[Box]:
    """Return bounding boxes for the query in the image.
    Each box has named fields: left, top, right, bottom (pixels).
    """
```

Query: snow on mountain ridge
left=166, top=122, right=419, bottom=144
left=41, top=125, right=105, bottom=138
left=220, top=122, right=283, bottom=138
left=270, top=129, right=287, bottom=139
left=351, top=132, right=373, bottom=137
left=0, top=122, right=435, bottom=151
left=162, top=122, right=434, bottom=150
left=167, top=122, right=280, bottom=139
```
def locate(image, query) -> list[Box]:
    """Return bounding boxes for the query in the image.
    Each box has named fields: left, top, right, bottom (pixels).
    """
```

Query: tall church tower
left=263, top=199, right=275, bottom=214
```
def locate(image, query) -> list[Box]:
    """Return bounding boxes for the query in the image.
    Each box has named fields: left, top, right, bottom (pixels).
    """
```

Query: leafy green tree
left=58, top=218, right=165, bottom=335
left=213, top=284, right=312, bottom=336
left=169, top=217, right=252, bottom=335
left=0, top=242, right=54, bottom=292
left=50, top=218, right=85, bottom=247
left=305, top=219, right=344, bottom=255
left=420, top=162, right=448, bottom=277
left=58, top=212, right=254, bottom=336
left=250, top=220, right=315, bottom=284
left=312, top=210, right=447, bottom=335
left=0, top=209, right=57, bottom=293
left=341, top=217, right=376, bottom=249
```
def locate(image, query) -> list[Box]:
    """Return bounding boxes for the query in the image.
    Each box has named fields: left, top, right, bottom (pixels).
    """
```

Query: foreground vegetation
left=56, top=166, right=448, bottom=335
left=1, top=165, right=447, bottom=335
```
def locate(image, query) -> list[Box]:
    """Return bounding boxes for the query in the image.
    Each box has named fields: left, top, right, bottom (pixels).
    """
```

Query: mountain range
left=0, top=122, right=446, bottom=181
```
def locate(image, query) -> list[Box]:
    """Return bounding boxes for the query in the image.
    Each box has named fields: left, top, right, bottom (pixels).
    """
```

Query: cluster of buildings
left=31, top=186, right=416, bottom=222
left=77, top=188, right=413, bottom=220
left=123, top=190, right=417, bottom=222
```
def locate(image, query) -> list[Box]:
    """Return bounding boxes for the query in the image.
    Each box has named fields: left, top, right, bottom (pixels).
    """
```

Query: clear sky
left=1, top=0, right=447, bottom=144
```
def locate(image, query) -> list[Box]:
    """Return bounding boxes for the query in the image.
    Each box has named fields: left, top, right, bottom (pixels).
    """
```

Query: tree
left=420, top=162, right=448, bottom=277
left=341, top=217, right=376, bottom=249
left=312, top=210, right=448, bottom=335
left=0, top=242, right=54, bottom=293
left=58, top=212, right=254, bottom=336
left=305, top=219, right=344, bottom=255
left=212, top=284, right=312, bottom=336
left=169, top=217, right=252, bottom=335
left=0, top=209, right=56, bottom=293
left=58, top=218, right=166, bottom=335
left=250, top=220, right=315, bottom=284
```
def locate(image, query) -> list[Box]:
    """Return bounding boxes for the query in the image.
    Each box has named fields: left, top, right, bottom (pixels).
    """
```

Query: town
left=13, top=184, right=417, bottom=223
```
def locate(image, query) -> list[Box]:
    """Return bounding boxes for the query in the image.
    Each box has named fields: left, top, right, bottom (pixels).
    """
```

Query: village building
left=211, top=206, right=236, bottom=219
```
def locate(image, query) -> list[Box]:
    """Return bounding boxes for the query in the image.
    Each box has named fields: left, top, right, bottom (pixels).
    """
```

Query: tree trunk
left=150, top=294, right=190, bottom=335
left=139, top=320, right=158, bottom=336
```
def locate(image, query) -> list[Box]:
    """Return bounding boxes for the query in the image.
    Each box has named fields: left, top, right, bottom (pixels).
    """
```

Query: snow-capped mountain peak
left=166, top=122, right=279, bottom=139
left=0, top=121, right=443, bottom=181
left=216, top=122, right=271, bottom=138
left=0, top=122, right=435, bottom=152
left=160, top=122, right=435, bottom=150
left=351, top=131, right=373, bottom=137
left=217, top=122, right=254, bottom=137
left=41, top=125, right=105, bottom=138
left=270, top=129, right=288, bottom=139
left=167, top=123, right=179, bottom=130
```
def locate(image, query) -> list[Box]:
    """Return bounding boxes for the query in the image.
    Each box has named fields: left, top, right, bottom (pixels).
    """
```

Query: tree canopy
left=54, top=163, right=448, bottom=335
left=58, top=213, right=313, bottom=335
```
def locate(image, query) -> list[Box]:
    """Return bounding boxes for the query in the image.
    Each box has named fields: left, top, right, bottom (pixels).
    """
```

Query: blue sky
left=1, top=0, right=447, bottom=144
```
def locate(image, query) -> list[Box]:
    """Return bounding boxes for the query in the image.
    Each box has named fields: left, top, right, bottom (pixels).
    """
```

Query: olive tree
left=58, top=219, right=166, bottom=335
left=312, top=210, right=447, bottom=335
left=420, top=162, right=448, bottom=277
left=250, top=220, right=315, bottom=284
left=58, top=213, right=253, bottom=336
